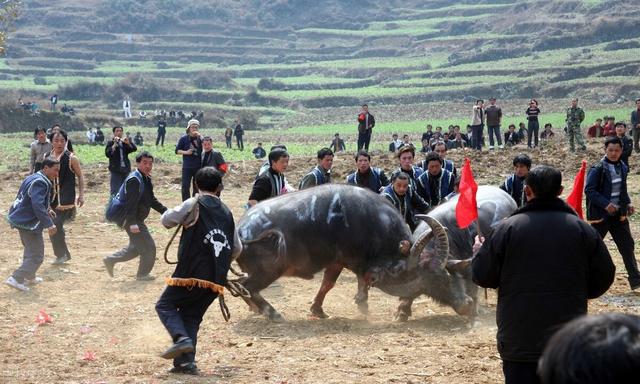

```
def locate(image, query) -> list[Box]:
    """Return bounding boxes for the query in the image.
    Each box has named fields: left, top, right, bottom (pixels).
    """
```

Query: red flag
left=566, top=160, right=587, bottom=219
left=456, top=158, right=478, bottom=229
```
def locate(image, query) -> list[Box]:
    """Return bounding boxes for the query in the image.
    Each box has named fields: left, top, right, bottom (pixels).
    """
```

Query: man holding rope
left=155, top=167, right=242, bottom=375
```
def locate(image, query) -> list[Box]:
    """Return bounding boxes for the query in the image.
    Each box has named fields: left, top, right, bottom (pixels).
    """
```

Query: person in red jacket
left=587, top=118, right=604, bottom=138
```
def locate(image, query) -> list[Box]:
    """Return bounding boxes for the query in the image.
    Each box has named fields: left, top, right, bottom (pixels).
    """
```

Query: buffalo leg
left=354, top=276, right=369, bottom=315
left=243, top=270, right=286, bottom=322
left=395, top=296, right=416, bottom=322
left=310, top=263, right=343, bottom=318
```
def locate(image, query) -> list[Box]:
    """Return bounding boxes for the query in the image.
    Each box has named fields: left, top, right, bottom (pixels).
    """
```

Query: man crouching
left=155, top=167, right=242, bottom=375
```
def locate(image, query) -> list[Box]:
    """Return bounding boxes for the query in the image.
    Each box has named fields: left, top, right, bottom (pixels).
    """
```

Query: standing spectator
left=391, top=145, right=424, bottom=191
left=585, top=136, right=640, bottom=291
left=49, top=124, right=74, bottom=152
left=175, top=119, right=203, bottom=201
left=388, top=133, right=402, bottom=152
left=156, top=118, right=167, bottom=147
left=299, top=148, right=333, bottom=190
left=470, top=99, right=485, bottom=150
left=357, top=104, right=375, bottom=151
left=248, top=148, right=290, bottom=206
left=587, top=118, right=604, bottom=138
left=473, top=165, right=615, bottom=384
left=134, top=132, right=144, bottom=146
left=86, top=128, right=96, bottom=144
left=346, top=150, right=389, bottom=193
left=123, top=96, right=132, bottom=118
left=103, top=152, right=167, bottom=281
left=504, top=124, right=520, bottom=147
left=525, top=99, right=541, bottom=148
left=46, top=130, right=85, bottom=265
left=224, top=127, right=233, bottom=149
left=252, top=142, right=266, bottom=159
left=614, top=122, right=633, bottom=166
left=416, top=151, right=455, bottom=207
left=565, top=98, right=586, bottom=152
left=106, top=126, right=138, bottom=196
left=632, top=98, right=640, bottom=152
left=30, top=127, right=52, bottom=174
left=500, top=154, right=531, bottom=208
left=50, top=94, right=58, bottom=111
left=94, top=127, right=105, bottom=145
left=421, top=125, right=434, bottom=144
left=381, top=172, right=429, bottom=231
left=5, top=158, right=59, bottom=291
left=329, top=133, right=346, bottom=153
left=485, top=97, right=503, bottom=149
left=200, top=136, right=228, bottom=176
left=234, top=120, right=244, bottom=151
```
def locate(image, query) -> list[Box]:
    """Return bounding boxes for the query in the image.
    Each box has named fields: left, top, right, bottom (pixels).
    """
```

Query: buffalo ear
left=445, top=259, right=472, bottom=276
left=398, top=240, right=410, bottom=255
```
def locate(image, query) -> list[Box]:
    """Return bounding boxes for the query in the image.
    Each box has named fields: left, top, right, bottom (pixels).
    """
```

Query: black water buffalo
left=370, top=186, right=517, bottom=322
left=235, top=184, right=429, bottom=321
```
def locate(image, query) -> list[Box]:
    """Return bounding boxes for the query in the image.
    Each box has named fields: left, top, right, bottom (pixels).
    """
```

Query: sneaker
left=161, top=337, right=194, bottom=359
left=499, top=145, right=504, bottom=149
left=103, top=258, right=114, bottom=278
left=169, top=362, right=199, bottom=375
left=488, top=146, right=494, bottom=150
left=24, top=277, right=44, bottom=286
left=52, top=254, right=70, bottom=265
left=136, top=274, right=156, bottom=281
left=5, top=276, right=30, bottom=292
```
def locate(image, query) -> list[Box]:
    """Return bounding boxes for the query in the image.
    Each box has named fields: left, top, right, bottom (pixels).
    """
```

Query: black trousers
left=156, top=286, right=217, bottom=367
left=471, top=124, right=484, bottom=150
left=357, top=130, right=372, bottom=151
left=236, top=136, right=244, bottom=150
left=105, top=223, right=156, bottom=277
left=50, top=208, right=75, bottom=260
left=503, top=360, right=540, bottom=384
left=181, top=167, right=199, bottom=201
left=592, top=216, right=640, bottom=286
left=528, top=120, right=539, bottom=148
left=156, top=131, right=166, bottom=146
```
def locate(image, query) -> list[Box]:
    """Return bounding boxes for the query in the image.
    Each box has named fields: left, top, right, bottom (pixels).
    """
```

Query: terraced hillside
left=1, top=0, right=639, bottom=130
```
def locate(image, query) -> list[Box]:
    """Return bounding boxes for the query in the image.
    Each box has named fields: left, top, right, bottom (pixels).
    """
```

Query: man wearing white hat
left=175, top=119, right=203, bottom=201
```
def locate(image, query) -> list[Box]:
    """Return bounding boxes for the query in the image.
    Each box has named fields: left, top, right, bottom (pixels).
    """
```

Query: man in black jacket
left=103, top=152, right=167, bottom=280
left=472, top=165, right=615, bottom=384
left=357, top=104, right=375, bottom=151
left=105, top=126, right=137, bottom=196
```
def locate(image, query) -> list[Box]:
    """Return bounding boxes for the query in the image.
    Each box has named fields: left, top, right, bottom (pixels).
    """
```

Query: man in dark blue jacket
left=103, top=152, right=167, bottom=281
left=585, top=136, right=640, bottom=291
left=175, top=119, right=203, bottom=201
left=346, top=150, right=389, bottom=193
left=5, top=158, right=60, bottom=291
left=105, top=125, right=137, bottom=196
left=473, top=165, right=615, bottom=384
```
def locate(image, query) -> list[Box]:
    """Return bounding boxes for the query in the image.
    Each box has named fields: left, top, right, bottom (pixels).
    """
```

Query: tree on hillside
left=0, top=0, right=21, bottom=55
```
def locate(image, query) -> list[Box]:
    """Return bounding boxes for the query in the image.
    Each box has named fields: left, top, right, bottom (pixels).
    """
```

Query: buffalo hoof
left=268, top=312, right=285, bottom=323
left=357, top=301, right=369, bottom=315
left=309, top=305, right=329, bottom=319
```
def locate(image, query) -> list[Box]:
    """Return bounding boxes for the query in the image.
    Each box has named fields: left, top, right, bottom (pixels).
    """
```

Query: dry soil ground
left=1, top=139, right=639, bottom=384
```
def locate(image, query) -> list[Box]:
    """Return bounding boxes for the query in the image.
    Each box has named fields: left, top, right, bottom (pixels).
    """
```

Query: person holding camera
left=175, top=119, right=203, bottom=201
left=105, top=125, right=137, bottom=196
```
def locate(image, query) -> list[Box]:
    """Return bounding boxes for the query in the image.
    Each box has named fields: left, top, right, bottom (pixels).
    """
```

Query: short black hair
left=202, top=136, right=212, bottom=142
left=508, top=124, right=516, bottom=129
left=34, top=127, right=46, bottom=136
left=362, top=103, right=368, bottom=107
left=525, top=165, right=562, bottom=200
left=636, top=98, right=640, bottom=103
left=391, top=171, right=410, bottom=183
left=544, top=123, right=552, bottom=128
left=615, top=122, right=627, bottom=129
left=605, top=136, right=623, bottom=148
left=424, top=151, right=442, bottom=166
left=195, top=167, right=223, bottom=193
left=269, top=144, right=287, bottom=152
left=268, top=148, right=289, bottom=165
left=538, top=313, right=640, bottom=384
left=135, top=151, right=154, bottom=163
left=476, top=99, right=484, bottom=104
left=317, top=147, right=333, bottom=160
left=513, top=154, right=532, bottom=168
left=355, top=150, right=370, bottom=162
left=49, top=129, right=68, bottom=142
left=112, top=125, right=123, bottom=133
left=51, top=123, right=61, bottom=129
left=397, top=145, right=415, bottom=159
left=42, top=157, right=60, bottom=168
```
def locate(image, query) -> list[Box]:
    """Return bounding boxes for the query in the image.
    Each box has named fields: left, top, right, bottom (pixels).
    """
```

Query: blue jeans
left=488, top=125, right=502, bottom=147
left=156, top=286, right=217, bottom=367
left=12, top=229, right=45, bottom=283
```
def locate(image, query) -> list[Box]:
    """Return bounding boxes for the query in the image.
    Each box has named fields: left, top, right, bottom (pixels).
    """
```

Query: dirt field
left=1, top=141, right=639, bottom=384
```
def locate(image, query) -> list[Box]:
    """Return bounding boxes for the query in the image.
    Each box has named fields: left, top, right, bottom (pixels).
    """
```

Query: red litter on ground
left=35, top=309, right=53, bottom=326
left=83, top=350, right=97, bottom=361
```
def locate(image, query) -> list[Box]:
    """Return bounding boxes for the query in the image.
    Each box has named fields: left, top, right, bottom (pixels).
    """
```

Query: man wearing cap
left=485, top=97, right=503, bottom=150
left=175, top=119, right=203, bottom=201
left=565, top=98, right=586, bottom=152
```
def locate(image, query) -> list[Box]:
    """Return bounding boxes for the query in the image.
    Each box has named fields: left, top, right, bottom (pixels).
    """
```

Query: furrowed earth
left=1, top=137, right=639, bottom=384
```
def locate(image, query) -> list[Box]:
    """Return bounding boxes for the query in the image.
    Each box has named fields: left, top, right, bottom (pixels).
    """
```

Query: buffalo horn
left=409, top=215, right=450, bottom=270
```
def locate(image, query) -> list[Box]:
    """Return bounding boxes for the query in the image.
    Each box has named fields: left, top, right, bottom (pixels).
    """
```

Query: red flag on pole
left=456, top=158, right=478, bottom=229
left=566, top=160, right=587, bottom=219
